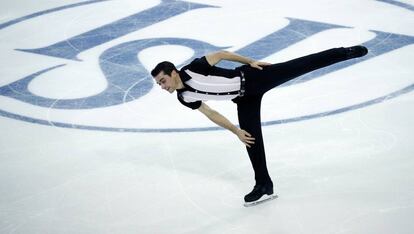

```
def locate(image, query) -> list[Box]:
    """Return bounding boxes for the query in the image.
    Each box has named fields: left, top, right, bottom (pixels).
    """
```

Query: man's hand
left=250, top=61, right=271, bottom=70
left=205, top=51, right=272, bottom=69
left=236, top=129, right=255, bottom=148
left=198, top=103, right=256, bottom=148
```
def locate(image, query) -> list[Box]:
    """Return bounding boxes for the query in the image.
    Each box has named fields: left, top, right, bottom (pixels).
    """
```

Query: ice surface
left=0, top=0, right=413, bottom=234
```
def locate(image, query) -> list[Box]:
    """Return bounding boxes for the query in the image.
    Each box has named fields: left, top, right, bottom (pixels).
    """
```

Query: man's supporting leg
left=237, top=95, right=274, bottom=202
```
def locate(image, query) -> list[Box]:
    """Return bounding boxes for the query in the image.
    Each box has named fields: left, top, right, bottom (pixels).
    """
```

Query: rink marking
left=1, top=83, right=412, bottom=132
left=376, top=0, right=414, bottom=12
left=0, top=1, right=413, bottom=132
left=0, top=0, right=109, bottom=30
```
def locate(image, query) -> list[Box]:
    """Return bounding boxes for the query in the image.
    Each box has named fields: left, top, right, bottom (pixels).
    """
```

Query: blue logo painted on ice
left=0, top=0, right=413, bottom=132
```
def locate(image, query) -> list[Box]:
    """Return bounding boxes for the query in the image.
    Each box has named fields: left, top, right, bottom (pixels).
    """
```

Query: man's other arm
left=198, top=102, right=255, bottom=148
left=205, top=51, right=270, bottom=69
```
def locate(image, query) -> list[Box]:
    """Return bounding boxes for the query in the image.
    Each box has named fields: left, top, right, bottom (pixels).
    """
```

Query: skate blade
left=244, top=194, right=278, bottom=207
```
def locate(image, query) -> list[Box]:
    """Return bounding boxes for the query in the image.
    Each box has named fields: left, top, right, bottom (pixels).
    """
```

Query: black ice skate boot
left=344, top=45, right=368, bottom=59
left=244, top=183, right=277, bottom=207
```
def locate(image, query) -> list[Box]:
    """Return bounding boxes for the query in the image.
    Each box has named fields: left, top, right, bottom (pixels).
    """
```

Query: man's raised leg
left=258, top=46, right=368, bottom=92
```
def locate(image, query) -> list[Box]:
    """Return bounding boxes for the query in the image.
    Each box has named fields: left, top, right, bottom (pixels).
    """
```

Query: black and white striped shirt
left=177, top=57, right=242, bottom=110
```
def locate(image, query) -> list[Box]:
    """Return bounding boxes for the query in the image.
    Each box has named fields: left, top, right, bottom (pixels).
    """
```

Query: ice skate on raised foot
left=344, top=45, right=368, bottom=59
left=244, top=183, right=278, bottom=207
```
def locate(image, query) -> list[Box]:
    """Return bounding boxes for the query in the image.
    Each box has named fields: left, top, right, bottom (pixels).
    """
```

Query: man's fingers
left=251, top=62, right=271, bottom=70
left=243, top=130, right=252, bottom=137
left=244, top=135, right=255, bottom=140
left=239, top=129, right=255, bottom=147
left=254, top=65, right=263, bottom=70
left=250, top=63, right=262, bottom=70
left=244, top=138, right=255, bottom=144
left=245, top=140, right=255, bottom=144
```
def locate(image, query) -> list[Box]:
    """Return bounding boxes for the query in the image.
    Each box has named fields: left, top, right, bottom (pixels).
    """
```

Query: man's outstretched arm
left=205, top=50, right=270, bottom=69
left=198, top=102, right=255, bottom=148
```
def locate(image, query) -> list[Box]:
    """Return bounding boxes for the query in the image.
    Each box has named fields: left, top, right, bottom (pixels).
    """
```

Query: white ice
left=0, top=0, right=413, bottom=234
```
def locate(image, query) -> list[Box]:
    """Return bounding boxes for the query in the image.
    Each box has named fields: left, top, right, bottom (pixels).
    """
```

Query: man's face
left=154, top=71, right=176, bottom=93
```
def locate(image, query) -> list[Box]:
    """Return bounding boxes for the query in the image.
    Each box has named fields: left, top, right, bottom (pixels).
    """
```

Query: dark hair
left=151, top=61, right=178, bottom=77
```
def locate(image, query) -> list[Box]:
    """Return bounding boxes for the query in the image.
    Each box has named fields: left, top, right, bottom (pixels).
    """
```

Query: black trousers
left=235, top=47, right=353, bottom=185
